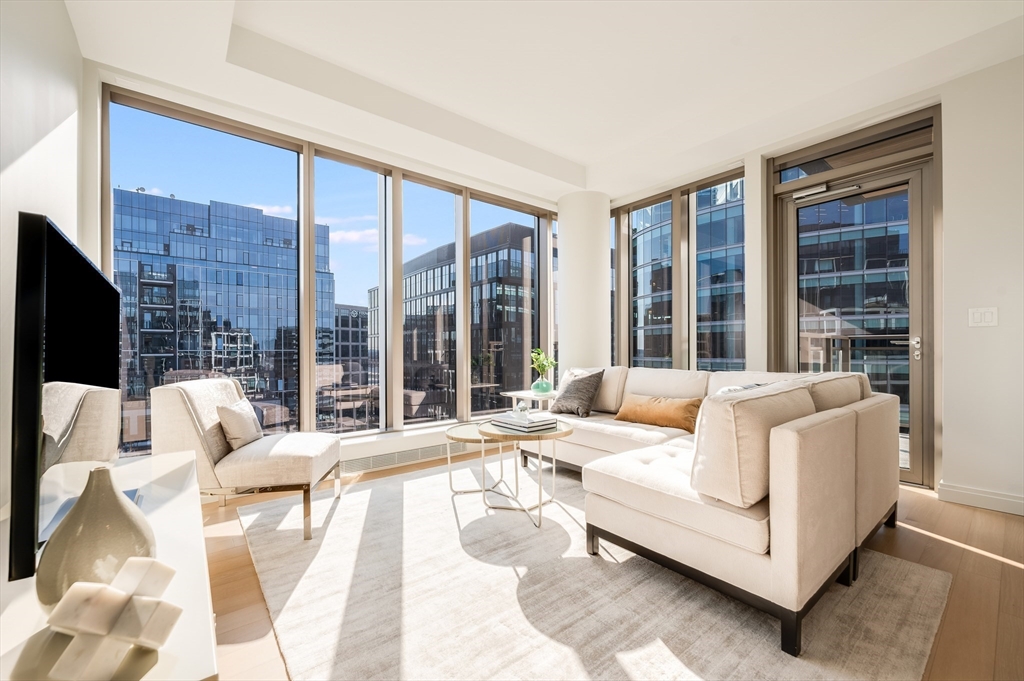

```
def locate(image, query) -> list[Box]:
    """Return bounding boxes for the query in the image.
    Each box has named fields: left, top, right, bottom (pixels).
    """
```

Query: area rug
left=238, top=455, right=951, bottom=680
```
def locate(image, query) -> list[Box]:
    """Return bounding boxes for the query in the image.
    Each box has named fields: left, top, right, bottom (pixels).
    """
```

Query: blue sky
left=111, top=103, right=534, bottom=308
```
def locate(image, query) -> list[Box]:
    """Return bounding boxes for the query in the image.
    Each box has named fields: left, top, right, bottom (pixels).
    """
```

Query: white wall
left=0, top=1, right=83, bottom=520
left=936, top=56, right=1024, bottom=514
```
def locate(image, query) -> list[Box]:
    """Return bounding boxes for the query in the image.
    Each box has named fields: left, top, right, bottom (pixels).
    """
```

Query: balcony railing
left=139, top=269, right=173, bottom=283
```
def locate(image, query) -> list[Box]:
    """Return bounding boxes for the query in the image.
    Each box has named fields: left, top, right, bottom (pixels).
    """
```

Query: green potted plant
left=530, top=348, right=557, bottom=395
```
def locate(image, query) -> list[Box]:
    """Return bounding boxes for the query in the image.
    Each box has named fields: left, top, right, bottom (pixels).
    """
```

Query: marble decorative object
left=49, top=634, right=133, bottom=681
left=109, top=596, right=183, bottom=649
left=45, top=558, right=182, bottom=681
left=48, top=582, right=130, bottom=636
left=36, top=466, right=156, bottom=607
left=110, top=554, right=175, bottom=598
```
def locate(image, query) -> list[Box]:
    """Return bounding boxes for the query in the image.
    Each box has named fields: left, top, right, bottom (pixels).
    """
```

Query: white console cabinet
left=0, top=451, right=217, bottom=680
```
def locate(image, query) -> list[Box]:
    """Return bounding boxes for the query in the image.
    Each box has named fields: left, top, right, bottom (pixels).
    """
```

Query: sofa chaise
left=521, top=367, right=899, bottom=656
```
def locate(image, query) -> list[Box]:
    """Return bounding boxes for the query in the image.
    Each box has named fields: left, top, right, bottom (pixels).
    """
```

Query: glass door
left=784, top=168, right=929, bottom=484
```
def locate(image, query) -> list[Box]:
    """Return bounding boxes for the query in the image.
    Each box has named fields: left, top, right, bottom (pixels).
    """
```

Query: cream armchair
left=41, top=382, right=121, bottom=471
left=151, top=379, right=340, bottom=539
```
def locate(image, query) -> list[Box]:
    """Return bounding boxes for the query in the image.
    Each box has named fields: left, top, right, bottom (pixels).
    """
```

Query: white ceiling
left=65, top=1, right=1024, bottom=207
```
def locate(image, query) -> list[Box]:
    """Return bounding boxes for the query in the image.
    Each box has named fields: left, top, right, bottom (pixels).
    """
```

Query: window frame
left=614, top=168, right=745, bottom=370
left=102, top=85, right=556, bottom=443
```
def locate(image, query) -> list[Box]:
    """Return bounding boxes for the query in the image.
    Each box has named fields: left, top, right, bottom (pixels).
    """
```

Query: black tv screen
left=8, top=212, right=121, bottom=581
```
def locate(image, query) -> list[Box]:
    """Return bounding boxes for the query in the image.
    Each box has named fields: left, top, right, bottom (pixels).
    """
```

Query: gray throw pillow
left=550, top=370, right=605, bottom=417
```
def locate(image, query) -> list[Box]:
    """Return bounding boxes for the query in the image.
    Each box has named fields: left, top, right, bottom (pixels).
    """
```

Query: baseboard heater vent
left=341, top=441, right=480, bottom=475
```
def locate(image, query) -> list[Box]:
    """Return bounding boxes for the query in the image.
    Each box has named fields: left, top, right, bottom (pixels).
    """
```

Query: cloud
left=148, top=188, right=163, bottom=195
left=403, top=234, right=427, bottom=246
left=247, top=204, right=294, bottom=218
left=316, top=215, right=377, bottom=226
left=329, top=228, right=379, bottom=245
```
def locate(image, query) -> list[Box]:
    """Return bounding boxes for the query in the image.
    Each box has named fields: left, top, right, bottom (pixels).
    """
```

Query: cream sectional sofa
left=521, top=367, right=899, bottom=656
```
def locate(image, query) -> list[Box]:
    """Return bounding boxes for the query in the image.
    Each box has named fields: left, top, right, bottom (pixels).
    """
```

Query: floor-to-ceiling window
left=695, top=178, right=746, bottom=370
left=402, top=180, right=459, bottom=424
left=469, top=199, right=540, bottom=414
left=107, top=88, right=557, bottom=443
left=111, top=102, right=300, bottom=453
left=630, top=199, right=673, bottom=368
left=313, top=155, right=384, bottom=434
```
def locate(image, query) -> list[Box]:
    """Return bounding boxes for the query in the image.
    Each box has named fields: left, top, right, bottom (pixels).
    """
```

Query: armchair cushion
left=214, top=432, right=339, bottom=489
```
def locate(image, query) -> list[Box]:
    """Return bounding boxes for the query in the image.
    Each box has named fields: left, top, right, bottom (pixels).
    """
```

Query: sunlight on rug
left=238, top=456, right=950, bottom=681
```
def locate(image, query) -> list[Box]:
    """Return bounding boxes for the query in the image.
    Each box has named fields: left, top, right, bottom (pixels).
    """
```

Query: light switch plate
left=968, top=307, right=998, bottom=327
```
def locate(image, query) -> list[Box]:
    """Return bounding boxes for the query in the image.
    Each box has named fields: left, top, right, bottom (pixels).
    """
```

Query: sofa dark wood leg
left=521, top=452, right=529, bottom=468
left=780, top=610, right=802, bottom=657
left=836, top=551, right=855, bottom=587
left=852, top=546, right=860, bottom=581
left=885, top=501, right=898, bottom=528
left=586, top=524, right=600, bottom=556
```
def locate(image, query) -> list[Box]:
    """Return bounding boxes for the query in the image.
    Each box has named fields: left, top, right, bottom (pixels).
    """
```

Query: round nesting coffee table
left=445, top=422, right=512, bottom=497
left=477, top=420, right=574, bottom=528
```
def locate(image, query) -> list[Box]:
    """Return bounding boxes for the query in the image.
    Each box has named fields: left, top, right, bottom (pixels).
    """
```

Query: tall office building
left=695, top=179, right=747, bottom=370
left=113, top=189, right=337, bottom=451
left=369, top=221, right=538, bottom=421
left=315, top=303, right=374, bottom=433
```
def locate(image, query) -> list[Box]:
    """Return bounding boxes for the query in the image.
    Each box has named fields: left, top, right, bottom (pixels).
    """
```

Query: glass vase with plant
left=530, top=348, right=557, bottom=395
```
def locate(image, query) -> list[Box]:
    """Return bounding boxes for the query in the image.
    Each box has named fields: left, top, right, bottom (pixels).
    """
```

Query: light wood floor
left=204, top=458, right=1024, bottom=680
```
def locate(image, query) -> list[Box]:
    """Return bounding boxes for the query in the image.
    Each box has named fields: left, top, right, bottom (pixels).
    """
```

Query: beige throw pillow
left=614, top=394, right=702, bottom=433
left=217, top=399, right=263, bottom=451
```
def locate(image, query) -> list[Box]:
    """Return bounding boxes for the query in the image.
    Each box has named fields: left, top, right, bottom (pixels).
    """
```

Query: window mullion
left=455, top=191, right=471, bottom=421
left=671, top=188, right=687, bottom=369
left=384, top=173, right=403, bottom=431
left=299, top=144, right=316, bottom=432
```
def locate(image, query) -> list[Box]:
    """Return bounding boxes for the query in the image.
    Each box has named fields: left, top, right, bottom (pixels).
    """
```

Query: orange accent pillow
left=614, top=394, right=702, bottom=433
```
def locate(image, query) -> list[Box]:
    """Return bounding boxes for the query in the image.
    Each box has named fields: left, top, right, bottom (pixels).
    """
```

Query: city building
left=629, top=200, right=673, bottom=368
left=113, top=188, right=337, bottom=451
left=315, top=303, right=374, bottom=433
left=370, top=221, right=538, bottom=422
left=695, top=179, right=747, bottom=371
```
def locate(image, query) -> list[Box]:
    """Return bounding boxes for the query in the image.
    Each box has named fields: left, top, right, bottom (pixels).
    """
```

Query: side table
left=476, top=420, right=574, bottom=528
left=500, top=389, right=559, bottom=412
left=444, top=422, right=512, bottom=496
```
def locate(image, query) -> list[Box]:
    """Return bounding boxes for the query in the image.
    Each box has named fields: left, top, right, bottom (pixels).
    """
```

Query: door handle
left=890, top=337, right=922, bottom=349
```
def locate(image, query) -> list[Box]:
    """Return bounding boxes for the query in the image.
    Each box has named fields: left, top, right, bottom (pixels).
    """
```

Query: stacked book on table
left=491, top=411, right=557, bottom=433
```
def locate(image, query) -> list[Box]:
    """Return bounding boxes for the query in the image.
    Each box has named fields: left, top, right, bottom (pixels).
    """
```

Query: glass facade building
left=797, top=187, right=911, bottom=427
left=369, top=220, right=539, bottom=421
left=630, top=200, right=673, bottom=368
left=695, top=179, right=746, bottom=370
left=315, top=303, right=374, bottom=433
left=113, top=189, right=338, bottom=452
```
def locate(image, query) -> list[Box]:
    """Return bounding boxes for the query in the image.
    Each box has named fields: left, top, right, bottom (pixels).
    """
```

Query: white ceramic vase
left=36, top=466, right=156, bottom=607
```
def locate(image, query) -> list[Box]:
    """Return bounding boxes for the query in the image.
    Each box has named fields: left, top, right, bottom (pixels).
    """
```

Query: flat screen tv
left=8, top=212, right=121, bottom=581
